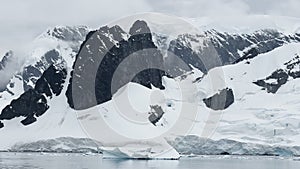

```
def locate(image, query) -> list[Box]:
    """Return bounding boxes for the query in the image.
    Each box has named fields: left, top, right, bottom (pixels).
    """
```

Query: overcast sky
left=1, top=0, right=300, bottom=56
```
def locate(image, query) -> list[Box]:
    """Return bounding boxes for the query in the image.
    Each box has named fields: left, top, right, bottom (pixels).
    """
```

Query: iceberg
left=102, top=147, right=180, bottom=160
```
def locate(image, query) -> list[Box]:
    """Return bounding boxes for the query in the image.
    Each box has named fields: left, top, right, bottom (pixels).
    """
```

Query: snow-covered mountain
left=1, top=16, right=300, bottom=157
left=0, top=26, right=90, bottom=148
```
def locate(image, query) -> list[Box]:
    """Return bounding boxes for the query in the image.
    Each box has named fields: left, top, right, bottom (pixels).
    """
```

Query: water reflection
left=0, top=153, right=299, bottom=169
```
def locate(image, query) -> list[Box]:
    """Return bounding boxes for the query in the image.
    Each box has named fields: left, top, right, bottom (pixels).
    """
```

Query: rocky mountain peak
left=43, top=26, right=89, bottom=42
left=66, top=20, right=165, bottom=110
left=129, top=20, right=151, bottom=36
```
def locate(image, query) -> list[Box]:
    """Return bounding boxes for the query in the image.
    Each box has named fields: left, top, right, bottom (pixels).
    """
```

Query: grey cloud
left=146, top=0, right=250, bottom=17
left=146, top=0, right=300, bottom=17
left=0, top=0, right=152, bottom=55
left=1, top=0, right=300, bottom=57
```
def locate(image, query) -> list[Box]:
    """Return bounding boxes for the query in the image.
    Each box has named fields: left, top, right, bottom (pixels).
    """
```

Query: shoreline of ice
left=5, top=136, right=300, bottom=158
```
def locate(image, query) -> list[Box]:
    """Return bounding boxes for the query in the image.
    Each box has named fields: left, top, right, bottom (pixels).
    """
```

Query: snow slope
left=190, top=43, right=300, bottom=146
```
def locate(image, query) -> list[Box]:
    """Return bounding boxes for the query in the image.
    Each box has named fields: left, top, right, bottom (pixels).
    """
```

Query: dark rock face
left=22, top=49, right=64, bottom=91
left=168, top=29, right=300, bottom=73
left=66, top=20, right=165, bottom=110
left=254, top=55, right=300, bottom=93
left=0, top=65, right=67, bottom=128
left=148, top=105, right=165, bottom=126
left=253, top=69, right=289, bottom=93
left=285, top=55, right=300, bottom=78
left=35, top=65, right=67, bottom=97
left=233, top=47, right=259, bottom=64
left=0, top=89, right=48, bottom=123
left=168, top=34, right=222, bottom=74
left=95, top=21, right=165, bottom=105
left=203, top=88, right=234, bottom=110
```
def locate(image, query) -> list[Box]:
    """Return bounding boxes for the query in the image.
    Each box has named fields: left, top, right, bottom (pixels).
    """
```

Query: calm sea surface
left=0, top=153, right=299, bottom=169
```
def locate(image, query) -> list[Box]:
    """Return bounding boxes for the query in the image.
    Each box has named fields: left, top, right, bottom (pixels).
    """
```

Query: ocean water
left=0, top=153, right=299, bottom=169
